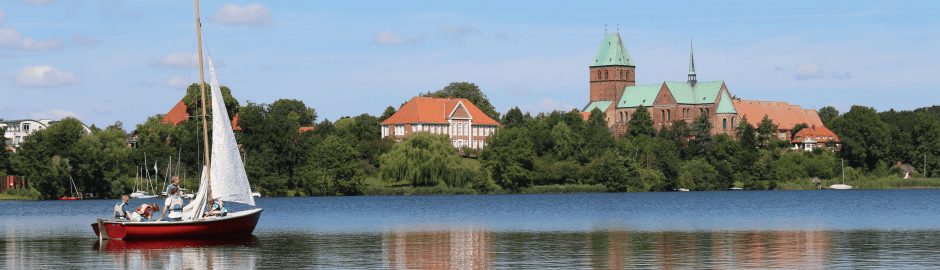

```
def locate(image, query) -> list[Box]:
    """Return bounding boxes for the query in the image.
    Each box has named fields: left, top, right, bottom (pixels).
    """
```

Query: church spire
left=688, top=39, right=697, bottom=87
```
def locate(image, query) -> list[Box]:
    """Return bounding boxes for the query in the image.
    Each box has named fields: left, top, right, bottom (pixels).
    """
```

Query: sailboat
left=91, top=0, right=262, bottom=239
left=59, top=175, right=83, bottom=200
left=830, top=158, right=853, bottom=190
left=131, top=166, right=158, bottom=199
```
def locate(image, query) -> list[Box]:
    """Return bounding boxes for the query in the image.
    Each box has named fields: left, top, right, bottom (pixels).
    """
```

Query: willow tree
left=379, top=133, right=473, bottom=188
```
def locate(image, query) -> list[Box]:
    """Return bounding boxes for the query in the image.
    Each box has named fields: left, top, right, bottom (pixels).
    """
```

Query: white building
left=1, top=119, right=92, bottom=152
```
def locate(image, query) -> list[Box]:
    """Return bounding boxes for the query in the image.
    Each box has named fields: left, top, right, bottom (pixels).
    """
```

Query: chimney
left=812, top=124, right=816, bottom=131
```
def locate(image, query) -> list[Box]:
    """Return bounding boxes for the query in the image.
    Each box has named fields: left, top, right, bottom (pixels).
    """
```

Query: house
left=1, top=119, right=92, bottom=152
left=733, top=99, right=824, bottom=142
left=380, top=96, right=500, bottom=149
left=790, top=125, right=840, bottom=151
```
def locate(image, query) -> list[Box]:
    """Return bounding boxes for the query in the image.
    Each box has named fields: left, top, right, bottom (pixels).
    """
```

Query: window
left=661, top=110, right=665, bottom=122
left=723, top=118, right=727, bottom=129
left=23, top=124, right=30, bottom=132
left=620, top=70, right=624, bottom=79
left=732, top=117, right=736, bottom=127
left=597, top=70, right=601, bottom=80
left=667, top=110, right=671, bottom=121
left=604, top=70, right=608, bottom=80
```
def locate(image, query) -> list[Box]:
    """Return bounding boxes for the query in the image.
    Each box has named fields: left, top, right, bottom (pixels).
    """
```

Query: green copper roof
left=716, top=90, right=737, bottom=114
left=616, top=85, right=662, bottom=108
left=663, top=81, right=724, bottom=105
left=590, top=33, right=635, bottom=67
left=582, top=100, right=613, bottom=113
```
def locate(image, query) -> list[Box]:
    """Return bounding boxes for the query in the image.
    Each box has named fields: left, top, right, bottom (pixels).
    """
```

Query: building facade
left=790, top=125, right=840, bottom=151
left=583, top=33, right=739, bottom=137
left=380, top=97, right=500, bottom=149
left=1, top=119, right=92, bottom=152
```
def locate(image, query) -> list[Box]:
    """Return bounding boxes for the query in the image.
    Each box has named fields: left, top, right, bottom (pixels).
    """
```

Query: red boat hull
left=59, top=197, right=82, bottom=200
left=94, top=235, right=259, bottom=252
left=92, top=208, right=262, bottom=239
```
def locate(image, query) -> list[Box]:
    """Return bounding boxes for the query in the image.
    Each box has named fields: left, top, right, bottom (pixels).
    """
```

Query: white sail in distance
left=207, top=55, right=256, bottom=206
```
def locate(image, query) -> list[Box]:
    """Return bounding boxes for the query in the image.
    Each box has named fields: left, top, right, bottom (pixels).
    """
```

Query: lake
left=3, top=189, right=940, bottom=269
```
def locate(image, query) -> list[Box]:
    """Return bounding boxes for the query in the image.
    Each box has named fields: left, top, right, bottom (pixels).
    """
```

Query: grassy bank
left=0, top=194, right=37, bottom=201
left=363, top=185, right=482, bottom=196
left=778, top=178, right=940, bottom=190
left=519, top=184, right=608, bottom=194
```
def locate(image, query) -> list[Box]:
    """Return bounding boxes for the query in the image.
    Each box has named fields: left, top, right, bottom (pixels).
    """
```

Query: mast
left=196, top=0, right=211, bottom=185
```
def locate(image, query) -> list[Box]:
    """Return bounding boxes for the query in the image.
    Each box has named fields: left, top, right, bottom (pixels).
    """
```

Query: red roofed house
left=790, top=125, right=840, bottom=151
left=161, top=99, right=242, bottom=130
left=381, top=97, right=500, bottom=149
left=732, top=99, right=825, bottom=141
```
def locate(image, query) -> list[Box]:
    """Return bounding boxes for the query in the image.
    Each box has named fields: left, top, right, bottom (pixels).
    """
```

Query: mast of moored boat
left=195, top=0, right=211, bottom=187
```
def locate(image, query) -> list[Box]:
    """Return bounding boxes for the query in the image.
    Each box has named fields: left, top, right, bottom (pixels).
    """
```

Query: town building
left=380, top=97, right=500, bottom=149
left=581, top=33, right=739, bottom=137
left=790, top=125, right=840, bottom=151
left=733, top=99, right=825, bottom=141
left=161, top=99, right=241, bottom=130
left=1, top=119, right=92, bottom=152
left=581, top=32, right=828, bottom=141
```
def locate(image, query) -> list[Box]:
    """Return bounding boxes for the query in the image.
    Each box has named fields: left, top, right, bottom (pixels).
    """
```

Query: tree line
left=2, top=82, right=938, bottom=199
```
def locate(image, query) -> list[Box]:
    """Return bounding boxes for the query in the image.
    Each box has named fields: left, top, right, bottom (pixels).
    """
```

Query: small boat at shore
left=830, top=159, right=852, bottom=190
left=59, top=175, right=83, bottom=200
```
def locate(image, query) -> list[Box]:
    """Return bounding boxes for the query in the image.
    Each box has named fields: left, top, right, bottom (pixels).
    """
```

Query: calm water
left=3, top=189, right=940, bottom=269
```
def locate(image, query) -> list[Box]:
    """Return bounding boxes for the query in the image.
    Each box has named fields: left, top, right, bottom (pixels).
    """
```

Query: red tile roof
left=579, top=112, right=591, bottom=121
left=297, top=126, right=315, bottom=133
left=381, top=97, right=500, bottom=125
left=160, top=99, right=242, bottom=130
left=161, top=100, right=191, bottom=126
left=732, top=99, right=824, bottom=130
left=790, top=126, right=839, bottom=143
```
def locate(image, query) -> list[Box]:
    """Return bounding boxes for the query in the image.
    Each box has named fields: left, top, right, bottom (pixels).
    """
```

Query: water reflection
left=92, top=236, right=258, bottom=269
left=383, top=230, right=493, bottom=269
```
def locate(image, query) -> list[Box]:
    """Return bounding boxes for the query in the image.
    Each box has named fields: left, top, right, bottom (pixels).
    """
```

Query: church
left=582, top=32, right=823, bottom=141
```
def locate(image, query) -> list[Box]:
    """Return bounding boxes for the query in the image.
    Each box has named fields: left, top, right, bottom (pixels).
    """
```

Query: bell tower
left=589, top=31, right=635, bottom=102
left=688, top=39, right=697, bottom=87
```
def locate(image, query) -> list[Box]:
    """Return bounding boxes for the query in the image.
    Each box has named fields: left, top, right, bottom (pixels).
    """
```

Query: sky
left=0, top=0, right=937, bottom=128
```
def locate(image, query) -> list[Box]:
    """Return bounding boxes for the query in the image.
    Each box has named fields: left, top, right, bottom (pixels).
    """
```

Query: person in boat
left=160, top=187, right=184, bottom=221
left=165, top=176, right=180, bottom=196
left=113, top=195, right=132, bottom=220
left=130, top=203, right=160, bottom=222
left=204, top=197, right=229, bottom=217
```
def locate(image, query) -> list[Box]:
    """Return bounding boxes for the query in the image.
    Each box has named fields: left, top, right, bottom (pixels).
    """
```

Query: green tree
left=818, top=106, right=839, bottom=126
left=501, top=106, right=526, bottom=129
left=298, top=135, right=364, bottom=196
left=590, top=150, right=640, bottom=192
left=828, top=105, right=891, bottom=170
left=678, top=159, right=717, bottom=191
left=480, top=126, right=535, bottom=191
left=689, top=114, right=713, bottom=158
left=756, top=115, right=778, bottom=149
left=734, top=116, right=759, bottom=175
left=628, top=105, right=655, bottom=138
left=379, top=133, right=473, bottom=188
left=0, top=126, right=10, bottom=174
left=182, top=83, right=241, bottom=122
left=378, top=106, right=396, bottom=122
left=422, top=82, right=500, bottom=120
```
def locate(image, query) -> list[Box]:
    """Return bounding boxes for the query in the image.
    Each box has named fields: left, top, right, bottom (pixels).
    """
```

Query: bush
left=5, top=188, right=41, bottom=200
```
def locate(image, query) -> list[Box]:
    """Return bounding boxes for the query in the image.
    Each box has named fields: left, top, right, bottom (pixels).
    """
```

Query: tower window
left=661, top=110, right=665, bottom=122
left=723, top=118, right=728, bottom=129
left=604, top=70, right=608, bottom=80
left=667, top=110, right=671, bottom=121
left=597, top=70, right=601, bottom=80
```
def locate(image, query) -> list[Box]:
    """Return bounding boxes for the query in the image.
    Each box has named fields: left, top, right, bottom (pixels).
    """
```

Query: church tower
left=589, top=32, right=635, bottom=102
left=687, top=40, right=697, bottom=87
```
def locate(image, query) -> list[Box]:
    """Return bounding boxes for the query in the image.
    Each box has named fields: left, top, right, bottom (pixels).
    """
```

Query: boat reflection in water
left=92, top=235, right=258, bottom=269
left=382, top=229, right=493, bottom=269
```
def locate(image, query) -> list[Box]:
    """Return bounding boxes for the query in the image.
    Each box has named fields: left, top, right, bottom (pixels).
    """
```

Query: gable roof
left=381, top=97, right=500, bottom=125
left=161, top=100, right=190, bottom=126
left=590, top=33, right=635, bottom=67
left=715, top=91, right=737, bottom=114
left=582, top=100, right=613, bottom=113
left=790, top=126, right=839, bottom=143
left=617, top=85, right=661, bottom=108
left=662, top=81, right=724, bottom=105
left=733, top=99, right=824, bottom=130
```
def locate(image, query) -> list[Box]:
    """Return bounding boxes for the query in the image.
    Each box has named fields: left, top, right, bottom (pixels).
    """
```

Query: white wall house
left=1, top=119, right=92, bottom=152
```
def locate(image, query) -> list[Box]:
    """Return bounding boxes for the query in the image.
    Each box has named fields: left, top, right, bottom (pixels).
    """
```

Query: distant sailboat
left=831, top=159, right=853, bottom=190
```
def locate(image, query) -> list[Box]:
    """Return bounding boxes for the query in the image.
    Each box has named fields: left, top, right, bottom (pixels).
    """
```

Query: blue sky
left=0, top=0, right=937, bottom=128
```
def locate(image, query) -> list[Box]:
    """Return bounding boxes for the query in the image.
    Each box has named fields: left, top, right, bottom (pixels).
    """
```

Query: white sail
left=207, top=55, right=256, bottom=206
left=182, top=166, right=209, bottom=221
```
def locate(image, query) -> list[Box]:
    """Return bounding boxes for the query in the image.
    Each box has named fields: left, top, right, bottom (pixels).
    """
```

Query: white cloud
left=30, top=109, right=82, bottom=121
left=0, top=9, right=63, bottom=51
left=832, top=71, right=853, bottom=80
left=163, top=76, right=190, bottom=89
left=518, top=98, right=575, bottom=115
left=70, top=34, right=102, bottom=46
left=14, top=65, right=82, bottom=88
left=209, top=4, right=273, bottom=27
left=438, top=23, right=479, bottom=36
left=496, top=32, right=510, bottom=40
left=370, top=31, right=427, bottom=46
left=795, top=62, right=822, bottom=80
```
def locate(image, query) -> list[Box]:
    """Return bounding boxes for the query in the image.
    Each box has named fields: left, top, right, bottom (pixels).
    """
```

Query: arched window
left=732, top=117, right=736, bottom=128
left=597, top=70, right=601, bottom=80
left=661, top=110, right=665, bottom=122
left=604, top=70, right=608, bottom=80
left=705, top=109, right=709, bottom=117
left=723, top=118, right=728, bottom=129
left=619, top=112, right=623, bottom=122
left=620, top=70, right=624, bottom=79
left=667, top=110, right=671, bottom=121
